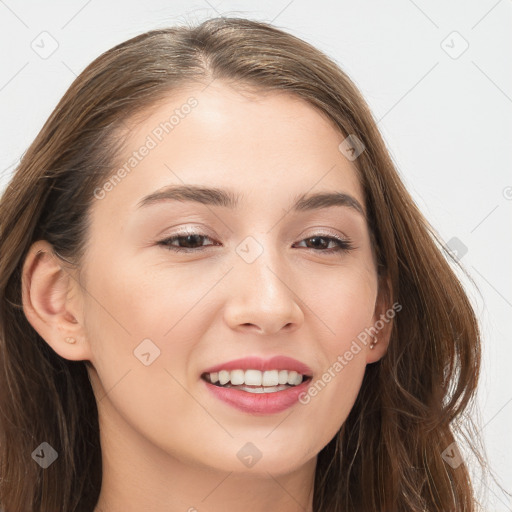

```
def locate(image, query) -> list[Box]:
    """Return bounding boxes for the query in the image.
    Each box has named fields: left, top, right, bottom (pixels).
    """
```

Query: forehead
left=92, top=80, right=365, bottom=217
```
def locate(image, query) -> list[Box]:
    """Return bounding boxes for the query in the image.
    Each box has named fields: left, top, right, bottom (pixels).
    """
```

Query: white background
left=0, top=1, right=510, bottom=510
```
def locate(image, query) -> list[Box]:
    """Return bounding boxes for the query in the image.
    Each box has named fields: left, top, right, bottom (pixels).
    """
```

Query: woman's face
left=78, top=80, right=389, bottom=476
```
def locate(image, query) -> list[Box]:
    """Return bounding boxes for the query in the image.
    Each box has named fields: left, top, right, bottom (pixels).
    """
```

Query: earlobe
left=21, top=240, right=92, bottom=362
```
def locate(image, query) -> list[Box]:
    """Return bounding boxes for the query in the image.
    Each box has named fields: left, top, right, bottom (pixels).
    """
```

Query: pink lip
left=202, top=377, right=312, bottom=415
left=201, top=355, right=313, bottom=376
left=201, top=355, right=314, bottom=415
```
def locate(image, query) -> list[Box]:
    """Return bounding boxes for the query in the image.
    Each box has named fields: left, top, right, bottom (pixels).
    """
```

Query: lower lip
left=202, top=378, right=312, bottom=415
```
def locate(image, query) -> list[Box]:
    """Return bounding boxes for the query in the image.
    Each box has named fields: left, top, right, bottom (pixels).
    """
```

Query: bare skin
left=22, top=80, right=392, bottom=511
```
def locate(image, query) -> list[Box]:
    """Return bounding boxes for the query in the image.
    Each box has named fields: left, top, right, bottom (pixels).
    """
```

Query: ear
left=21, top=240, right=92, bottom=361
left=366, top=273, right=395, bottom=364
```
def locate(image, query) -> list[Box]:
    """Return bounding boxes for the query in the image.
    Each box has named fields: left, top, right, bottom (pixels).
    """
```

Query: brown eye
left=157, top=232, right=217, bottom=252
left=294, top=235, right=354, bottom=254
left=157, top=231, right=354, bottom=255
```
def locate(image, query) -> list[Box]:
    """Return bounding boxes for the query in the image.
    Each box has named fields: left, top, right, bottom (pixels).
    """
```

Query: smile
left=202, top=368, right=309, bottom=389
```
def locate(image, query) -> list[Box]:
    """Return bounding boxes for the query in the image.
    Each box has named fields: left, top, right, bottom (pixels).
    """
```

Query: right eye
left=157, top=231, right=219, bottom=253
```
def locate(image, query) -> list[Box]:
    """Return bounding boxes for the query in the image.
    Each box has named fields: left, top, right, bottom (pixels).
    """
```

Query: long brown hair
left=0, top=17, right=486, bottom=511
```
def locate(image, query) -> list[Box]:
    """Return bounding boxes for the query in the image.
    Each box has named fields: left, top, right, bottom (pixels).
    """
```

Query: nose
left=223, top=243, right=304, bottom=335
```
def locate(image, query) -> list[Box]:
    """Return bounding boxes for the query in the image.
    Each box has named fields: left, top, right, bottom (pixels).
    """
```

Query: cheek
left=298, top=353, right=366, bottom=455
left=297, top=321, right=369, bottom=452
left=82, top=262, right=214, bottom=465
left=295, top=263, right=376, bottom=436
left=84, top=259, right=215, bottom=356
left=307, top=259, right=377, bottom=341
left=81, top=256, right=223, bottom=433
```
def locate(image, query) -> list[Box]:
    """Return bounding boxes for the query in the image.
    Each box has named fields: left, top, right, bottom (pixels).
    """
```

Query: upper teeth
left=207, top=369, right=304, bottom=386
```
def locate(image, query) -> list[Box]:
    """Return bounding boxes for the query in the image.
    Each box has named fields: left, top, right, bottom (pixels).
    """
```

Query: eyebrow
left=136, top=184, right=366, bottom=219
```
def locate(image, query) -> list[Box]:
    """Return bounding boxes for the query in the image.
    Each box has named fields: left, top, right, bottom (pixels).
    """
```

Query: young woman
left=0, top=17, right=484, bottom=512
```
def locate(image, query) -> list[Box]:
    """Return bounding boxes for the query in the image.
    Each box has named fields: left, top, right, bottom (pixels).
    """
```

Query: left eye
left=157, top=232, right=354, bottom=254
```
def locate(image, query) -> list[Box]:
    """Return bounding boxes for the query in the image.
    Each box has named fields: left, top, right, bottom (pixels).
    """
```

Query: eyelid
left=156, top=224, right=216, bottom=240
left=300, top=227, right=347, bottom=241
left=159, top=226, right=350, bottom=243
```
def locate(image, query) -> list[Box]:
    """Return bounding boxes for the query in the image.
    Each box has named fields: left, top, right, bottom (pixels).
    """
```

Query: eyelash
left=157, top=230, right=355, bottom=255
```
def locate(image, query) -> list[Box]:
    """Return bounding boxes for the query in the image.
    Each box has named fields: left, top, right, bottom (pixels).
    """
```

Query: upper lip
left=201, top=355, right=313, bottom=377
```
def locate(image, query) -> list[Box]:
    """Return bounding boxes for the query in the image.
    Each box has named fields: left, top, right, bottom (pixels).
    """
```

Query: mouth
left=201, top=369, right=313, bottom=394
left=200, top=355, right=314, bottom=413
